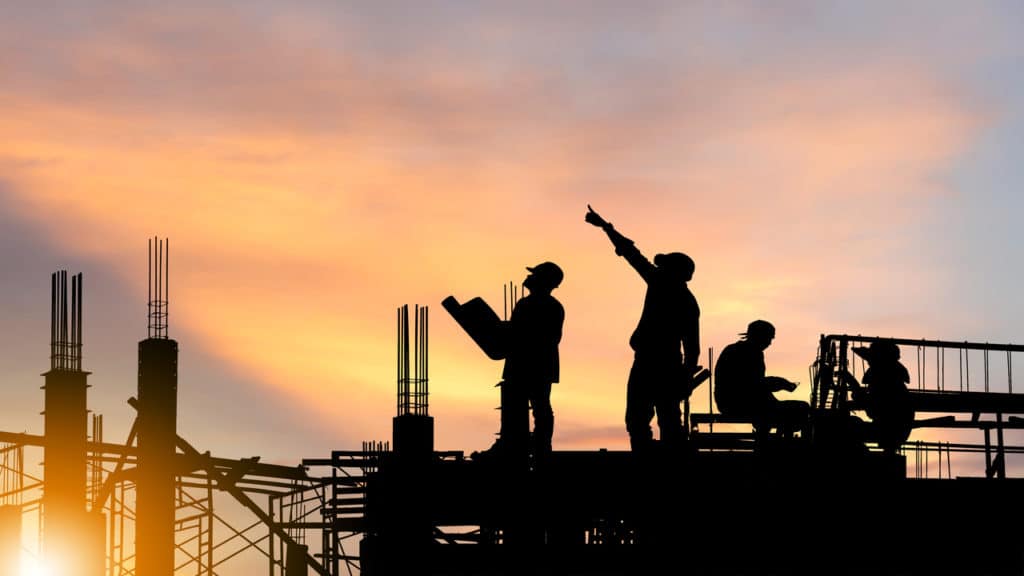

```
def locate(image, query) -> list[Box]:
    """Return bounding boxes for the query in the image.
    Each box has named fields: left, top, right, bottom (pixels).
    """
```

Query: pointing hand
left=585, top=204, right=608, bottom=228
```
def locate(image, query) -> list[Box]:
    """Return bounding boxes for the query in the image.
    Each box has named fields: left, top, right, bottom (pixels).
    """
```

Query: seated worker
left=844, top=340, right=914, bottom=455
left=714, top=320, right=809, bottom=440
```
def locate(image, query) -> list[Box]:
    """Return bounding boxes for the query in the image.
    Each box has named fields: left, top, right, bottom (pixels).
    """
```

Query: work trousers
left=625, top=354, right=684, bottom=452
left=501, top=379, right=554, bottom=462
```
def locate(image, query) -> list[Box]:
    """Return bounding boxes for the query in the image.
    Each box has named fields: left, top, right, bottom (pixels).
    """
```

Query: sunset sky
left=2, top=0, right=1024, bottom=542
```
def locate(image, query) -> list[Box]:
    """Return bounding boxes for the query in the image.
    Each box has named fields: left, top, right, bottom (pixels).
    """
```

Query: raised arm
left=585, top=205, right=656, bottom=281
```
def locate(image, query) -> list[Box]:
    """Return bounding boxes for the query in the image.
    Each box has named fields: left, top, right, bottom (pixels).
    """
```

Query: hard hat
left=654, top=252, right=695, bottom=276
left=526, top=261, right=564, bottom=288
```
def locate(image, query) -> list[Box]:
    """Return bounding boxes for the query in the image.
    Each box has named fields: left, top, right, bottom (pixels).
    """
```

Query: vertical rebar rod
left=158, top=238, right=162, bottom=331
left=396, top=308, right=400, bottom=416
left=984, top=428, right=991, bottom=477
left=708, top=347, right=715, bottom=414
left=415, top=305, right=420, bottom=414
left=57, top=271, right=61, bottom=368
left=78, top=273, right=83, bottom=370
left=64, top=270, right=68, bottom=368
left=966, top=347, right=971, bottom=392
left=1009, top=351, right=1014, bottom=394
left=51, top=272, right=56, bottom=370
left=76, top=273, right=79, bottom=368
left=837, top=339, right=848, bottom=410
left=160, top=238, right=164, bottom=336
left=423, top=306, right=427, bottom=413
left=413, top=305, right=416, bottom=409
left=946, top=443, right=952, bottom=479
left=425, top=306, right=429, bottom=414
left=996, top=412, right=1005, bottom=478
left=959, top=349, right=964, bottom=392
left=406, top=306, right=409, bottom=412
left=166, top=239, right=170, bottom=338
left=984, top=349, right=990, bottom=393
left=426, top=306, right=430, bottom=413
left=405, top=304, right=410, bottom=413
left=401, top=307, right=405, bottom=414
left=423, top=305, right=425, bottom=392
left=922, top=345, right=926, bottom=390
left=400, top=305, right=405, bottom=414
left=149, top=238, right=152, bottom=338
left=414, top=304, right=419, bottom=413
left=419, top=306, right=422, bottom=413
left=155, top=238, right=159, bottom=336
left=71, top=275, right=76, bottom=370
left=416, top=306, right=420, bottom=405
left=940, top=348, right=945, bottom=392
left=917, top=440, right=925, bottom=477
left=62, top=270, right=68, bottom=369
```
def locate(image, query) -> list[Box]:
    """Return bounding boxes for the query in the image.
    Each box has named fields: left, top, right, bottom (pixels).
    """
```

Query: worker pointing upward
left=585, top=205, right=700, bottom=453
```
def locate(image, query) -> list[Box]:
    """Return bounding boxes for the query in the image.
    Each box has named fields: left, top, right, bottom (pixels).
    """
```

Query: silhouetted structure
left=136, top=238, right=178, bottom=576
left=586, top=205, right=700, bottom=451
left=394, top=304, right=433, bottom=458
left=354, top=333, right=1024, bottom=576
left=8, top=240, right=1024, bottom=575
left=42, top=270, right=103, bottom=575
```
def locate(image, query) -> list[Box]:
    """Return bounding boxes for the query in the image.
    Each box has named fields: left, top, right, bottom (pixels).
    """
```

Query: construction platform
left=357, top=445, right=1024, bottom=576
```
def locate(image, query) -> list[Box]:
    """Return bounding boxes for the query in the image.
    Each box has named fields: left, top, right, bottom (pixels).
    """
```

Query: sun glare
left=20, top=554, right=51, bottom=576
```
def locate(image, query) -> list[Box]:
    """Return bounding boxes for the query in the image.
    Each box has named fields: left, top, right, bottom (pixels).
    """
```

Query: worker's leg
left=654, top=373, right=684, bottom=448
left=528, top=381, right=554, bottom=463
left=625, top=359, right=655, bottom=452
left=500, top=380, right=530, bottom=462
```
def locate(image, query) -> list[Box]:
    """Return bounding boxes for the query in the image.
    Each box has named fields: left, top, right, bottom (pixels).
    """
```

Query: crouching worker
left=844, top=340, right=914, bottom=455
left=714, top=320, right=809, bottom=441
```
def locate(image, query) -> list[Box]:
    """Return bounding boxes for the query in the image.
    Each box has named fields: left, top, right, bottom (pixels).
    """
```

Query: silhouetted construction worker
left=714, top=320, right=808, bottom=440
left=847, top=340, right=914, bottom=454
left=502, top=261, right=565, bottom=466
left=585, top=205, right=700, bottom=452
